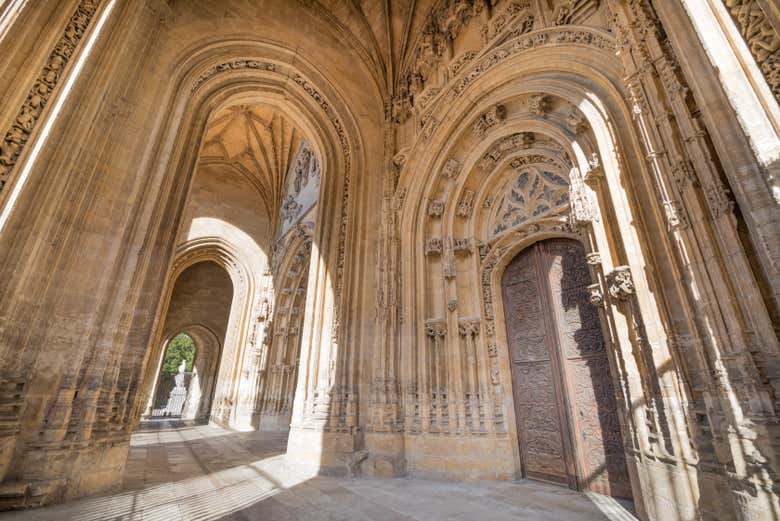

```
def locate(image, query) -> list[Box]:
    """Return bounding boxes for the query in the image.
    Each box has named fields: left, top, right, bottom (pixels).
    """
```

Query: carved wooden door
left=501, top=238, right=630, bottom=499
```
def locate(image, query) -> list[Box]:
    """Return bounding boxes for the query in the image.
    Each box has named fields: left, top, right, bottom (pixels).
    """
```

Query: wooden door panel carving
left=502, top=238, right=630, bottom=499
left=503, top=246, right=569, bottom=485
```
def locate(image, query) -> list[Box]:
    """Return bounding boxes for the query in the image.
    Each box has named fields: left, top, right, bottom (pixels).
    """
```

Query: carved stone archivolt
left=0, top=0, right=103, bottom=195
left=722, top=0, right=780, bottom=101
left=472, top=104, right=506, bottom=137
left=4, top=0, right=780, bottom=516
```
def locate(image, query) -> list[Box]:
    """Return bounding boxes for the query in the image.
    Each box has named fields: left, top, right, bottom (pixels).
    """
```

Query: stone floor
left=5, top=421, right=638, bottom=520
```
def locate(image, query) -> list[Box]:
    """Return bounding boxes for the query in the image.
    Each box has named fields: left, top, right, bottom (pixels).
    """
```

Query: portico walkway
left=5, top=421, right=637, bottom=520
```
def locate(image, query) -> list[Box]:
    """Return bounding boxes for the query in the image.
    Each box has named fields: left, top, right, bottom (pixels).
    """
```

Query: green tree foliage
left=162, top=333, right=196, bottom=376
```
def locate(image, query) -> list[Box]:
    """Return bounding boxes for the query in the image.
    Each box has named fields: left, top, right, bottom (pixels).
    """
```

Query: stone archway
left=141, top=260, right=234, bottom=424
left=148, top=332, right=197, bottom=419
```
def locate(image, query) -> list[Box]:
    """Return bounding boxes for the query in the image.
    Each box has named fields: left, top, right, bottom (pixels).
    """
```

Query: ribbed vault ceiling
left=199, top=104, right=303, bottom=223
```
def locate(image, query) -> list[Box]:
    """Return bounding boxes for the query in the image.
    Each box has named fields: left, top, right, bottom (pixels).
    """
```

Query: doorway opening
left=143, top=261, right=234, bottom=424
left=149, top=333, right=196, bottom=418
left=501, top=237, right=631, bottom=499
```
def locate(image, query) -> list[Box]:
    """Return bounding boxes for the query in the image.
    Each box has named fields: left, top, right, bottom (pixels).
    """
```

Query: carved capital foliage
left=425, top=318, right=447, bottom=338
left=586, top=252, right=601, bottom=265
left=457, top=317, right=480, bottom=337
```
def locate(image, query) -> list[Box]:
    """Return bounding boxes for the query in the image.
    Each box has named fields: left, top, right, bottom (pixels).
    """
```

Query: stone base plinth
left=361, top=432, right=405, bottom=477
left=404, top=434, right=517, bottom=481
left=286, top=426, right=359, bottom=476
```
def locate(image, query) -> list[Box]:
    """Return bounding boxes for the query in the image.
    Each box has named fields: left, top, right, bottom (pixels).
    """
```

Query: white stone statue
left=174, top=358, right=186, bottom=388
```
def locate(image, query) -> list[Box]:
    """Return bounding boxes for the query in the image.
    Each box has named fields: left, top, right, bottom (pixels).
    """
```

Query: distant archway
left=148, top=332, right=196, bottom=418
left=142, top=261, right=234, bottom=423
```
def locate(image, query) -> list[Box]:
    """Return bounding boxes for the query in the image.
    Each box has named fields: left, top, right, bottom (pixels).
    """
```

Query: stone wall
left=0, top=1, right=777, bottom=519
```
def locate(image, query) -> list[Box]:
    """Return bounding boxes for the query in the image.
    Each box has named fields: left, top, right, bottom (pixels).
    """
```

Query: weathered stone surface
left=0, top=1, right=778, bottom=519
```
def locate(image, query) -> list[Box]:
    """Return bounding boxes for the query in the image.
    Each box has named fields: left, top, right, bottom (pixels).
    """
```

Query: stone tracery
left=0, top=1, right=778, bottom=520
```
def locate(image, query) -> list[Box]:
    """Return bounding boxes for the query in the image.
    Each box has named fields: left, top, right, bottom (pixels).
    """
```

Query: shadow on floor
left=3, top=422, right=638, bottom=521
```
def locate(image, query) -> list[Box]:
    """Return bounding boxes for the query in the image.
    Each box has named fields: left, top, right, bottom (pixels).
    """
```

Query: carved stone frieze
left=566, top=108, right=588, bottom=134
left=395, top=186, right=408, bottom=211
left=671, top=159, right=698, bottom=191
left=722, top=0, right=780, bottom=101
left=450, top=51, right=478, bottom=76
left=191, top=60, right=276, bottom=93
left=0, top=0, right=103, bottom=195
left=450, top=27, right=615, bottom=98
left=705, top=179, right=735, bottom=219
left=420, top=116, right=439, bottom=141
left=482, top=1, right=533, bottom=43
